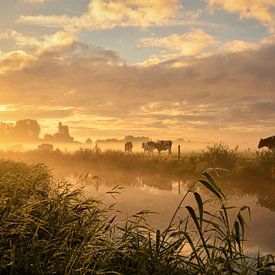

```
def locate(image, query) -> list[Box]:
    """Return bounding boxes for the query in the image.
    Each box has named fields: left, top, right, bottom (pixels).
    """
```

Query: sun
left=0, top=105, right=8, bottom=112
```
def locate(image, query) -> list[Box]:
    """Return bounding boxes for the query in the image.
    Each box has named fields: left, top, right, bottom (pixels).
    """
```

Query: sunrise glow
left=0, top=0, right=274, bottom=147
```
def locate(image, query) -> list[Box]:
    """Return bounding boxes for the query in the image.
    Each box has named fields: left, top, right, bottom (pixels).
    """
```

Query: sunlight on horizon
left=0, top=0, right=274, bottom=147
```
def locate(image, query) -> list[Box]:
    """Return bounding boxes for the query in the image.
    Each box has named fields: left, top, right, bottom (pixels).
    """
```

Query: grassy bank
left=0, top=143, right=274, bottom=181
left=0, top=160, right=274, bottom=274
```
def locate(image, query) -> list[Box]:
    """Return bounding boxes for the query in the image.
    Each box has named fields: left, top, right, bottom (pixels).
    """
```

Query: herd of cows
left=123, top=136, right=275, bottom=155
left=125, top=140, right=172, bottom=155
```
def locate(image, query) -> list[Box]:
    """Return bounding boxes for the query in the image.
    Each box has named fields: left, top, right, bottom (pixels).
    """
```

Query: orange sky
left=0, top=0, right=275, bottom=147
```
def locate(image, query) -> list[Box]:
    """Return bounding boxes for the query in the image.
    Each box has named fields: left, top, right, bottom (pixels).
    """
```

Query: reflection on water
left=83, top=174, right=275, bottom=255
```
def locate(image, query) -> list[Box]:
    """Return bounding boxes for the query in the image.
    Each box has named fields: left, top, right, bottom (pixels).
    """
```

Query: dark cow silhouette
left=125, top=141, right=133, bottom=154
left=154, top=140, right=172, bottom=155
left=142, top=141, right=155, bottom=155
left=258, top=136, right=275, bottom=151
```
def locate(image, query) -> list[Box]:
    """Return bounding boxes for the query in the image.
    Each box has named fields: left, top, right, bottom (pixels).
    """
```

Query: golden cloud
left=23, top=0, right=52, bottom=4
left=0, top=30, right=40, bottom=47
left=87, top=0, right=181, bottom=27
left=0, top=30, right=75, bottom=49
left=0, top=38, right=275, bottom=141
left=138, top=28, right=269, bottom=67
left=139, top=28, right=218, bottom=57
left=39, top=31, right=76, bottom=53
left=0, top=30, right=76, bottom=74
left=208, top=0, right=275, bottom=30
left=18, top=0, right=183, bottom=30
left=138, top=29, right=220, bottom=67
left=0, top=50, right=35, bottom=74
left=220, top=40, right=259, bottom=53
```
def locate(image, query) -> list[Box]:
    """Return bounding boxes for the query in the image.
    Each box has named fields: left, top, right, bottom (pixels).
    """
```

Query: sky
left=0, top=0, right=275, bottom=146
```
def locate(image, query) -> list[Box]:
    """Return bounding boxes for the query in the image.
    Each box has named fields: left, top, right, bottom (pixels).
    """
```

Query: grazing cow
left=258, top=136, right=275, bottom=151
left=142, top=141, right=155, bottom=155
left=125, top=141, right=133, bottom=154
left=154, top=140, right=172, bottom=155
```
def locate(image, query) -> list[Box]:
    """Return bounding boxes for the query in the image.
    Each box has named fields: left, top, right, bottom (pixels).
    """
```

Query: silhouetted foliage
left=44, top=122, right=75, bottom=143
left=85, top=138, right=93, bottom=144
left=200, top=142, right=239, bottom=170
left=0, top=119, right=40, bottom=143
left=14, top=119, right=40, bottom=141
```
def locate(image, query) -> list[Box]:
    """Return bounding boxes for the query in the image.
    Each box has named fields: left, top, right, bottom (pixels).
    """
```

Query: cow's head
left=258, top=138, right=264, bottom=148
left=142, top=142, right=145, bottom=148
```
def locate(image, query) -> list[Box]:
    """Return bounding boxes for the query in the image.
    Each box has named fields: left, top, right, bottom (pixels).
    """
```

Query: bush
left=200, top=143, right=239, bottom=170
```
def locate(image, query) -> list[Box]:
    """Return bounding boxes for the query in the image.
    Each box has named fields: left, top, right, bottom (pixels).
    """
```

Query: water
left=84, top=174, right=275, bottom=255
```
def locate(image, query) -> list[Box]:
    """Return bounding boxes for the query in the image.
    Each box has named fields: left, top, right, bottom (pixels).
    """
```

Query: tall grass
left=199, top=143, right=239, bottom=170
left=0, top=144, right=275, bottom=181
left=0, top=160, right=274, bottom=274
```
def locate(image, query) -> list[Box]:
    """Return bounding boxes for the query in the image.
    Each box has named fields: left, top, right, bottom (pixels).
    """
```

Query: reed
left=0, top=160, right=274, bottom=274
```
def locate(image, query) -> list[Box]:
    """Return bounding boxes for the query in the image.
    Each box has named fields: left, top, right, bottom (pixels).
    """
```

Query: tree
left=13, top=119, right=40, bottom=141
left=0, top=122, right=14, bottom=142
left=85, top=138, right=93, bottom=144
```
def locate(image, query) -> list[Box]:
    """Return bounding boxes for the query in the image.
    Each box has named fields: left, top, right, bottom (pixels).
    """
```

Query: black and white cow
left=258, top=136, right=275, bottom=151
left=142, top=141, right=155, bottom=155
left=154, top=140, right=172, bottom=155
left=125, top=141, right=133, bottom=154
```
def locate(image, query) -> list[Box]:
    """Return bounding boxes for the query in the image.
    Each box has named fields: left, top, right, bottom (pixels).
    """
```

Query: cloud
left=17, top=15, right=84, bottom=31
left=0, top=35, right=274, bottom=142
left=0, top=30, right=76, bottom=73
left=207, top=0, right=275, bottom=31
left=0, top=29, right=40, bottom=47
left=138, top=29, right=262, bottom=67
left=0, top=29, right=76, bottom=49
left=139, top=29, right=218, bottom=56
left=23, top=0, right=53, bottom=4
left=219, top=40, right=259, bottom=53
left=86, top=0, right=181, bottom=27
left=17, top=0, right=184, bottom=30
left=0, top=50, right=35, bottom=74
left=38, top=31, right=77, bottom=54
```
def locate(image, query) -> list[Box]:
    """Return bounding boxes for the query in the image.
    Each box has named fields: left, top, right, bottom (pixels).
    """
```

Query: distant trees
left=124, top=135, right=151, bottom=142
left=95, top=136, right=152, bottom=144
left=44, top=122, right=75, bottom=143
left=0, top=120, right=153, bottom=146
left=0, top=122, right=14, bottom=141
left=14, top=119, right=40, bottom=141
left=0, top=120, right=78, bottom=144
left=0, top=119, right=40, bottom=143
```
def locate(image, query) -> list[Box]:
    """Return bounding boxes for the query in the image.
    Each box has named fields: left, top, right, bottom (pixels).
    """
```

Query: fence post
left=271, top=167, right=275, bottom=179
left=178, top=145, right=181, bottom=161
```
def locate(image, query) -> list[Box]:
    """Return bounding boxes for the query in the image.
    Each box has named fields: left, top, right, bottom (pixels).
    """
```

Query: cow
left=258, top=136, right=275, bottom=151
left=154, top=140, right=172, bottom=155
left=142, top=141, right=155, bottom=155
left=125, top=141, right=133, bottom=154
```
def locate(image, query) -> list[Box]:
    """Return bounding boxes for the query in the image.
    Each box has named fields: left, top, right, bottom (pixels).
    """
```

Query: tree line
left=0, top=119, right=75, bottom=143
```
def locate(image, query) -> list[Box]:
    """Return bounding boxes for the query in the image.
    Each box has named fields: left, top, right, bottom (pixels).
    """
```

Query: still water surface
left=83, top=173, right=275, bottom=255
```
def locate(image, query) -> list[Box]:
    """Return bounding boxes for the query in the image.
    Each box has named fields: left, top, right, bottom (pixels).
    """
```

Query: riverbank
left=0, top=159, right=274, bottom=274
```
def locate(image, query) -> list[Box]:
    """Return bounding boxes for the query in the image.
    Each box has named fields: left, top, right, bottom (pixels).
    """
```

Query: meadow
left=0, top=159, right=274, bottom=274
left=0, top=143, right=274, bottom=181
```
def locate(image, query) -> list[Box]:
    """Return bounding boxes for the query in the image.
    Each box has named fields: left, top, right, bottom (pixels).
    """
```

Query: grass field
left=0, top=143, right=274, bottom=181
